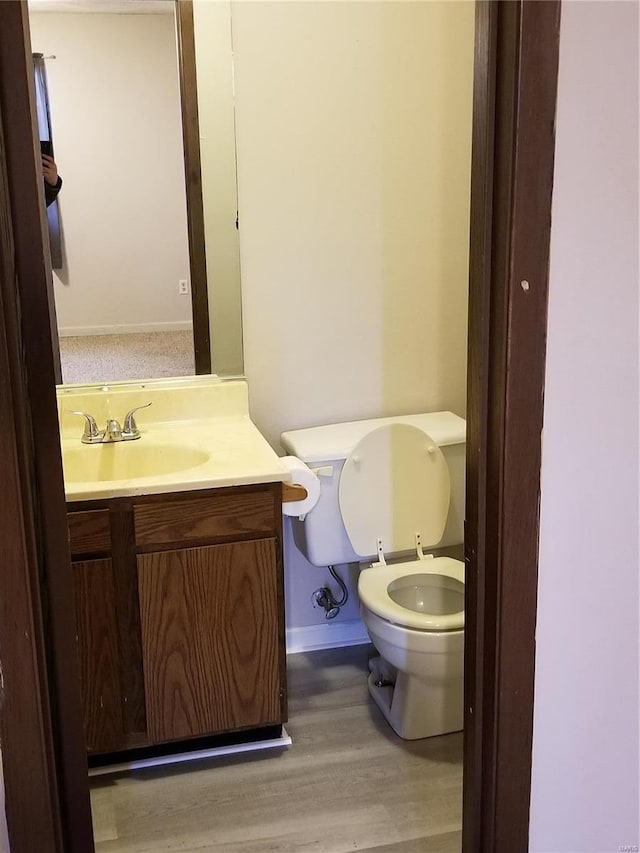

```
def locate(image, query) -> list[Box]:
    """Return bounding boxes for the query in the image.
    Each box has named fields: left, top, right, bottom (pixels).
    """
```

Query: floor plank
left=92, top=645, right=462, bottom=852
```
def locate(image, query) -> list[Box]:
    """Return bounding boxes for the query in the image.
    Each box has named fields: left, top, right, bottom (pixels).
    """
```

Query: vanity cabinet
left=67, top=483, right=287, bottom=756
left=72, top=557, right=123, bottom=754
left=138, top=539, right=281, bottom=742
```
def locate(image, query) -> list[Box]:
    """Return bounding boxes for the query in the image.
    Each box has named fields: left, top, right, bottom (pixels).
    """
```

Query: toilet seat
left=358, top=557, right=464, bottom=632
left=338, top=423, right=451, bottom=561
left=341, top=423, right=464, bottom=632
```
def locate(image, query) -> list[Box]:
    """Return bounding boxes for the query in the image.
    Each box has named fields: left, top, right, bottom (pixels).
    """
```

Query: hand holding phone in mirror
left=39, top=142, right=62, bottom=206
left=41, top=152, right=58, bottom=187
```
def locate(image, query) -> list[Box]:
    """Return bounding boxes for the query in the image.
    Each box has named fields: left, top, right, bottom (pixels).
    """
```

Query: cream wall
left=29, top=12, right=191, bottom=336
left=530, top=2, right=639, bottom=850
left=233, top=1, right=474, bottom=634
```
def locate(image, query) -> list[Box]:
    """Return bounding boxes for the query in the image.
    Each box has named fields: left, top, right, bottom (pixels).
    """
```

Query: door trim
left=0, top=129, right=64, bottom=851
left=0, top=1, right=561, bottom=850
left=176, top=0, right=212, bottom=375
left=463, top=2, right=561, bottom=849
left=0, top=2, right=94, bottom=849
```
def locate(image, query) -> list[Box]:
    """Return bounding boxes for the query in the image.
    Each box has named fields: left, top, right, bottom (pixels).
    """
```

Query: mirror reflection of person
left=42, top=153, right=62, bottom=206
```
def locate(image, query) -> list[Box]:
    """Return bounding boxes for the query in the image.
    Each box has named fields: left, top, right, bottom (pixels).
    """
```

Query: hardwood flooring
left=91, top=645, right=462, bottom=852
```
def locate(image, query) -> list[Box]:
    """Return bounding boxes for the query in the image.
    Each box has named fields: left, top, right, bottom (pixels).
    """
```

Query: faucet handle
left=122, top=402, right=152, bottom=439
left=66, top=410, right=103, bottom=444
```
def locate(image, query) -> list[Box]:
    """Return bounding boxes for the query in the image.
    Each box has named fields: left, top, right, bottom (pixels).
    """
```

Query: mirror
left=27, top=0, right=243, bottom=384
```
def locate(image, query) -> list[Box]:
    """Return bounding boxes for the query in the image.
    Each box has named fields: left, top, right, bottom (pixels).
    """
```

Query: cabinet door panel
left=73, top=559, right=124, bottom=753
left=138, top=539, right=282, bottom=743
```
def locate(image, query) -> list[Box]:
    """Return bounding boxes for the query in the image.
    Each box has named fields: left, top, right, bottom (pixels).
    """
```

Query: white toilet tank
left=280, top=411, right=466, bottom=568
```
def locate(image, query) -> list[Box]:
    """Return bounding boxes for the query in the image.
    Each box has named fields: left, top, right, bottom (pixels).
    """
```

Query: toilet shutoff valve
left=311, top=566, right=349, bottom=620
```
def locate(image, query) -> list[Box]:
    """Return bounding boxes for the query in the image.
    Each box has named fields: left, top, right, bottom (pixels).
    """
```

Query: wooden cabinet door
left=73, top=559, right=124, bottom=753
left=137, top=538, right=283, bottom=744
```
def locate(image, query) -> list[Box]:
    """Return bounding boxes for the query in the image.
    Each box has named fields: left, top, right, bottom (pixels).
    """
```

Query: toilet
left=281, top=411, right=466, bottom=740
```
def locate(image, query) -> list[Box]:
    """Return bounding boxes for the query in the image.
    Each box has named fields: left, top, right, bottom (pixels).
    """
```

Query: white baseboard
left=88, top=727, right=292, bottom=778
left=58, top=321, right=192, bottom=337
left=286, top=618, right=370, bottom=655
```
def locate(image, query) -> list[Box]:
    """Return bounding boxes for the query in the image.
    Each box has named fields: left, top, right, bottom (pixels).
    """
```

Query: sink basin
left=62, top=443, right=210, bottom=483
left=57, top=379, right=288, bottom=500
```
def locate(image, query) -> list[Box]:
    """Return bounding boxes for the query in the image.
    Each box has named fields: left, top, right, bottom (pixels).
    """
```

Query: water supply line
left=312, top=565, right=349, bottom=620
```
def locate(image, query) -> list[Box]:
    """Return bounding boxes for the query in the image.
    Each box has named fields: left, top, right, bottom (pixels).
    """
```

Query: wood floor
left=91, top=645, right=463, bottom=852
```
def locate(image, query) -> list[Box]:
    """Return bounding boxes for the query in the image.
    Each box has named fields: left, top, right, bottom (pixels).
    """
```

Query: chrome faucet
left=103, top=418, right=124, bottom=443
left=68, top=403, right=152, bottom=444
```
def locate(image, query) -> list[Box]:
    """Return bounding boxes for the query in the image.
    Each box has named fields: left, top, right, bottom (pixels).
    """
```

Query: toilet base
left=367, top=656, right=463, bottom=740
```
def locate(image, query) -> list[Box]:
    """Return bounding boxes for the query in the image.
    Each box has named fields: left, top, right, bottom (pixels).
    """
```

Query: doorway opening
left=0, top=2, right=560, bottom=851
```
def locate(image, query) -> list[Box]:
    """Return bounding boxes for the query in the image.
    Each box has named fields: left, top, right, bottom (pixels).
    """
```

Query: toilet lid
left=338, top=424, right=451, bottom=559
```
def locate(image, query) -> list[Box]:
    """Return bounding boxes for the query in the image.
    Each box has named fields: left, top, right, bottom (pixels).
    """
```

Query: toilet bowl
left=280, top=412, right=467, bottom=740
left=358, top=557, right=464, bottom=739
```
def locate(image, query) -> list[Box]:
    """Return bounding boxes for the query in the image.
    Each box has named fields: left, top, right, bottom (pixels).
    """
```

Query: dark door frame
left=175, top=0, right=212, bottom=376
left=0, top=3, right=95, bottom=850
left=0, top=1, right=560, bottom=851
left=463, top=2, right=561, bottom=848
